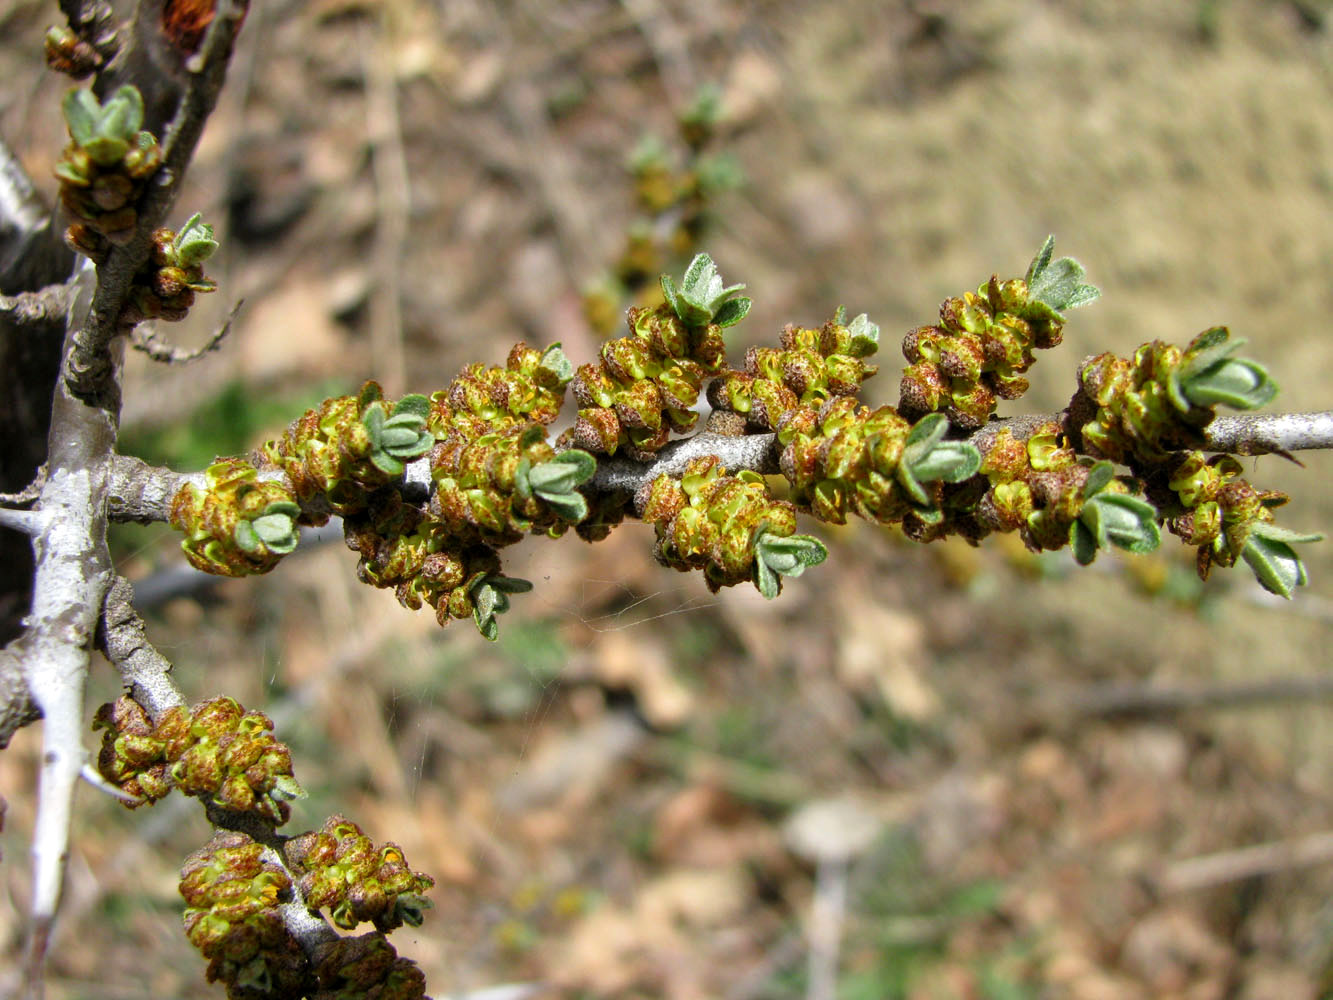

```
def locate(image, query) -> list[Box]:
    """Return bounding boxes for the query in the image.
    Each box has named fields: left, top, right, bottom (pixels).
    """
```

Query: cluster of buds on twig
left=259, top=382, right=434, bottom=515
left=708, top=308, right=880, bottom=431
left=569, top=253, right=749, bottom=459
left=44, top=25, right=102, bottom=78
left=282, top=815, right=434, bottom=933
left=54, top=85, right=161, bottom=255
left=638, top=455, right=827, bottom=597
left=169, top=457, right=301, bottom=576
left=119, top=214, right=220, bottom=325
left=899, top=237, right=1100, bottom=428
left=1072, top=326, right=1277, bottom=464
left=170, top=241, right=1323, bottom=642
left=93, top=695, right=305, bottom=823
left=582, top=84, right=744, bottom=335
left=179, top=832, right=309, bottom=999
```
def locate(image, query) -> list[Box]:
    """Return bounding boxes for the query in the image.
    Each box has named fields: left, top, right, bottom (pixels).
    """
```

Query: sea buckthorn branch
left=87, top=668, right=436, bottom=998
left=142, top=244, right=1327, bottom=657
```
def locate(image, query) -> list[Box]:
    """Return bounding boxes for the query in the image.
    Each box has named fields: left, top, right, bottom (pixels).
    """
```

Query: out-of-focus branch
left=0, top=140, right=73, bottom=294
left=0, top=647, right=40, bottom=749
left=0, top=286, right=75, bottom=328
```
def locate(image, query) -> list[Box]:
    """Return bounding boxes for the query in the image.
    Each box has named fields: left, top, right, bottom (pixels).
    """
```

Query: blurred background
left=3, top=1, right=1333, bottom=997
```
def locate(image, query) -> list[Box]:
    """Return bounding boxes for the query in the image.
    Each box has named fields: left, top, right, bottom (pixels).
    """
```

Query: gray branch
left=1203, top=410, right=1333, bottom=456
left=98, top=576, right=185, bottom=718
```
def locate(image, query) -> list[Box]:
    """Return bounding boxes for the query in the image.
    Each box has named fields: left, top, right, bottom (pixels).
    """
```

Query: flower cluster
left=1073, top=326, right=1277, bottom=465
left=54, top=85, right=161, bottom=254
left=569, top=254, right=749, bottom=459
left=179, top=832, right=308, bottom=1000
left=308, top=932, right=428, bottom=1000
left=260, top=382, right=434, bottom=515
left=120, top=215, right=220, bottom=325
left=93, top=695, right=304, bottom=824
left=975, top=425, right=1160, bottom=564
left=1154, top=451, right=1320, bottom=595
left=707, top=309, right=880, bottom=431
left=779, top=403, right=982, bottom=533
left=170, top=457, right=302, bottom=576
left=899, top=237, right=1100, bottom=428
left=637, top=455, right=826, bottom=597
left=282, top=815, right=434, bottom=933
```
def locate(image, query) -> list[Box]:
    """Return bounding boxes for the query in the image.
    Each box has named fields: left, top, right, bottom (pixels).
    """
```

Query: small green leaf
left=394, top=894, right=431, bottom=928
left=514, top=457, right=533, bottom=501
left=174, top=212, right=219, bottom=266
left=368, top=450, right=405, bottom=476
left=1241, top=534, right=1308, bottom=598
left=1069, top=520, right=1098, bottom=565
left=908, top=440, right=982, bottom=485
left=1025, top=235, right=1056, bottom=286
left=102, top=85, right=144, bottom=138
left=269, top=775, right=306, bottom=802
left=251, top=513, right=299, bottom=553
left=392, top=393, right=431, bottom=421
left=904, top=413, right=949, bottom=455
left=845, top=313, right=880, bottom=357
left=537, top=490, right=588, bottom=523
left=895, top=464, right=930, bottom=508
left=381, top=426, right=424, bottom=449
left=1024, top=236, right=1100, bottom=314
left=62, top=88, right=99, bottom=147
left=233, top=520, right=261, bottom=554
left=1082, top=460, right=1116, bottom=499
left=754, top=533, right=828, bottom=599
left=659, top=273, right=682, bottom=319
left=1080, top=492, right=1161, bottom=555
left=711, top=296, right=752, bottom=328
left=540, top=344, right=575, bottom=386
left=1182, top=358, right=1277, bottom=410
left=529, top=450, right=596, bottom=492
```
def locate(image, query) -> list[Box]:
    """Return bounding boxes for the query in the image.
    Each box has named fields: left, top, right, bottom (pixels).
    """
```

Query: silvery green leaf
left=1249, top=522, right=1324, bottom=545
left=537, top=490, right=588, bottom=523
left=103, top=85, right=144, bottom=137
left=895, top=464, right=930, bottom=508
left=754, top=533, right=827, bottom=599
left=659, top=273, right=682, bottom=319
left=392, top=393, right=431, bottom=421
left=1081, top=493, right=1160, bottom=554
left=270, top=775, right=306, bottom=802
left=252, top=513, right=299, bottom=553
left=233, top=519, right=262, bottom=554
left=381, top=426, right=424, bottom=449
left=1081, top=460, right=1116, bottom=499
left=1024, top=236, right=1100, bottom=314
left=1070, top=520, right=1098, bottom=566
left=62, top=88, right=99, bottom=146
left=174, top=212, right=219, bottom=266
left=488, top=575, right=534, bottom=595
left=1241, top=534, right=1309, bottom=598
left=845, top=313, right=880, bottom=357
left=368, top=449, right=405, bottom=476
left=540, top=344, right=575, bottom=385
left=1025, top=235, right=1056, bottom=285
left=904, top=412, right=948, bottom=455
left=362, top=404, right=386, bottom=442
left=1182, top=358, right=1277, bottom=410
left=909, top=441, right=982, bottom=484
left=514, top=456, right=533, bottom=501
left=711, top=296, right=752, bottom=328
